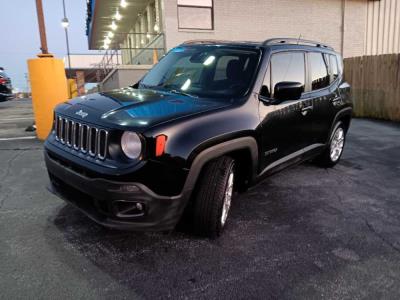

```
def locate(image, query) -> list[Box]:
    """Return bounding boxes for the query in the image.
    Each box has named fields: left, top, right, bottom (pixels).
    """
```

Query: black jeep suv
left=0, top=68, right=13, bottom=102
left=45, top=38, right=352, bottom=237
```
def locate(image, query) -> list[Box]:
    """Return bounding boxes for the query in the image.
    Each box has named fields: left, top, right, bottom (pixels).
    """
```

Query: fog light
left=113, top=200, right=145, bottom=218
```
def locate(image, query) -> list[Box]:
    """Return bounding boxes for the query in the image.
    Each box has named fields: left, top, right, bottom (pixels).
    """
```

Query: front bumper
left=0, top=92, right=13, bottom=101
left=45, top=150, right=187, bottom=231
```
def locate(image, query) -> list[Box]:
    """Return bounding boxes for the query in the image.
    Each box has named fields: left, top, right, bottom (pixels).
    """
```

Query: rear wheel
left=192, top=156, right=235, bottom=238
left=315, top=122, right=346, bottom=168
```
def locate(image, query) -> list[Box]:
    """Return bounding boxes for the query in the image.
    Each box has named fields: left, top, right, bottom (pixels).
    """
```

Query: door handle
left=301, top=105, right=313, bottom=116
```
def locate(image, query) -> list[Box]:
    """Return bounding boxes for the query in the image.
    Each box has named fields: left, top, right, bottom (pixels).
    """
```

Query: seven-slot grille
left=54, top=115, right=108, bottom=160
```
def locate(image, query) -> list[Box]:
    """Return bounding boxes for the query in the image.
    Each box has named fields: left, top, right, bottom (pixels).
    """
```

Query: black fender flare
left=326, top=107, right=352, bottom=144
left=181, top=136, right=258, bottom=200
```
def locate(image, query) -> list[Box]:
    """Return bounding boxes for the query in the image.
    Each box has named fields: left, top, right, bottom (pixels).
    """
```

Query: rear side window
left=329, top=55, right=339, bottom=82
left=337, top=54, right=344, bottom=75
left=309, top=52, right=330, bottom=90
left=270, top=52, right=305, bottom=97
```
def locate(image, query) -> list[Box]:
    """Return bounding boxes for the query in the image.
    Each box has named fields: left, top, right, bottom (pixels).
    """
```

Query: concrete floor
left=1, top=99, right=400, bottom=299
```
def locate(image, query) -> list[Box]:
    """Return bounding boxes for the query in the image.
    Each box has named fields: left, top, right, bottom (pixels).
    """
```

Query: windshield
left=139, top=46, right=261, bottom=99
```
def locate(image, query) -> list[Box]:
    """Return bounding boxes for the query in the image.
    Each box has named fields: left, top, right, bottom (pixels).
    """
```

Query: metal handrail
left=262, top=38, right=333, bottom=50
left=90, top=33, right=165, bottom=80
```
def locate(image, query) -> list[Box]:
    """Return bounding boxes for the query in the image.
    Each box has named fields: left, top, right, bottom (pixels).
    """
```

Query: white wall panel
left=365, top=0, right=400, bottom=55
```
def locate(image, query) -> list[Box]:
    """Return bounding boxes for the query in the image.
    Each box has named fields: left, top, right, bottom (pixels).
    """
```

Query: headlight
left=121, top=131, right=142, bottom=159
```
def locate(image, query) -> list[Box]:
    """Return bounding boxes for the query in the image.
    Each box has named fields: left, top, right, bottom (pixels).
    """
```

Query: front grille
left=54, top=115, right=108, bottom=160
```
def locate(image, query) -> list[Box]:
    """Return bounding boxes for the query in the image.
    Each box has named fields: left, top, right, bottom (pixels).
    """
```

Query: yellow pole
left=27, top=54, right=69, bottom=140
left=153, top=48, right=159, bottom=64
left=68, top=78, right=78, bottom=98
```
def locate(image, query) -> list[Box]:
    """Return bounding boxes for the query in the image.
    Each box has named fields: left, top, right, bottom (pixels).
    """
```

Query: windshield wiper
left=169, top=89, right=198, bottom=98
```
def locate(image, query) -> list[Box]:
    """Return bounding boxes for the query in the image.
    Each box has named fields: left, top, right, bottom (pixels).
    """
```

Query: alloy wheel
left=330, top=127, right=345, bottom=162
left=221, top=171, right=234, bottom=226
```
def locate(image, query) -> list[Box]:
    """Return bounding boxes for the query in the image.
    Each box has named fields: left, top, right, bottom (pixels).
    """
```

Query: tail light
left=0, top=78, right=6, bottom=85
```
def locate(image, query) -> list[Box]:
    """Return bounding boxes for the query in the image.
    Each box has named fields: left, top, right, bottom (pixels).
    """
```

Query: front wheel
left=192, top=156, right=235, bottom=238
left=315, top=122, right=346, bottom=168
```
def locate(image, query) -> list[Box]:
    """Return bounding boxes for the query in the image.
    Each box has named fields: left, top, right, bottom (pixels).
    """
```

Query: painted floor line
left=0, top=117, right=34, bottom=121
left=0, top=136, right=36, bottom=141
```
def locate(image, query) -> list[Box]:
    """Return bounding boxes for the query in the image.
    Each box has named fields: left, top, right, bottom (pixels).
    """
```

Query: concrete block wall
left=162, top=0, right=368, bottom=57
left=100, top=66, right=152, bottom=92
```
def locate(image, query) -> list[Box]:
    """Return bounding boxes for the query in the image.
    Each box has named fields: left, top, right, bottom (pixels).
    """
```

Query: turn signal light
left=155, top=135, right=167, bottom=157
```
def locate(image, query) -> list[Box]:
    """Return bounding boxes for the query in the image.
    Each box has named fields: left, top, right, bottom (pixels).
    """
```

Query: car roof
left=180, top=38, right=338, bottom=55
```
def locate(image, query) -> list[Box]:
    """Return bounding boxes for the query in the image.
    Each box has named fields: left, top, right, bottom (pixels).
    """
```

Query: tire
left=315, top=122, right=346, bottom=168
left=192, top=156, right=235, bottom=238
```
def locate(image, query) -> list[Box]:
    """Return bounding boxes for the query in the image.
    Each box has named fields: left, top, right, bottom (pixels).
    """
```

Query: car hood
left=56, top=87, right=230, bottom=131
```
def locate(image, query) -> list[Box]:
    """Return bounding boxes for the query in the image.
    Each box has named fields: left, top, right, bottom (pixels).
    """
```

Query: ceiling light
left=120, top=0, right=127, bottom=8
left=154, top=24, right=159, bottom=32
left=110, top=21, right=117, bottom=31
left=103, top=44, right=109, bottom=50
left=115, top=10, right=122, bottom=20
left=107, top=32, right=114, bottom=38
left=146, top=33, right=151, bottom=39
left=141, top=39, right=145, bottom=45
left=61, top=17, right=69, bottom=28
left=104, top=37, right=111, bottom=44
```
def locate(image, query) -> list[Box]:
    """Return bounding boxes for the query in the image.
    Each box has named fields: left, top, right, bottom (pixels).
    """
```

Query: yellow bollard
left=68, top=78, right=78, bottom=99
left=153, top=48, right=159, bottom=64
left=27, top=54, right=69, bottom=140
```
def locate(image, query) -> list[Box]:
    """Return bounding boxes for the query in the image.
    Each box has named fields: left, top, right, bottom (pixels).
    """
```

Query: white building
left=85, top=0, right=398, bottom=90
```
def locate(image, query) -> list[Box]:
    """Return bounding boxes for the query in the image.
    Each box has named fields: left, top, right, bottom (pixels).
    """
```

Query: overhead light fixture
left=104, top=37, right=111, bottom=44
left=103, top=44, right=109, bottom=50
left=107, top=31, right=114, bottom=38
left=154, top=24, right=159, bottom=32
left=61, top=17, right=69, bottom=28
left=141, top=39, right=145, bottom=45
left=110, top=21, right=117, bottom=30
left=115, top=10, right=122, bottom=20
left=120, top=0, right=127, bottom=8
left=146, top=33, right=151, bottom=39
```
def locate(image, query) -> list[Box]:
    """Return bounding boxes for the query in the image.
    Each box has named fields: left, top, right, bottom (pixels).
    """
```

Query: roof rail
left=262, top=38, right=333, bottom=50
left=182, top=39, right=232, bottom=45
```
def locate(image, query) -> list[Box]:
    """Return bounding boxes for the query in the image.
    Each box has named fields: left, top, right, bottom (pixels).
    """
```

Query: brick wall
left=162, top=0, right=367, bottom=57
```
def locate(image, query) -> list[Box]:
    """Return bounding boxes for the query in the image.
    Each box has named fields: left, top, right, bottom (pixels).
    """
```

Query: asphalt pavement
left=1, top=99, right=400, bottom=299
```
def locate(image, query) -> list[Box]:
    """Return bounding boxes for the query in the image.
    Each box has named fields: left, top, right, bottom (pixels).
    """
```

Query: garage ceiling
left=89, top=0, right=150, bottom=50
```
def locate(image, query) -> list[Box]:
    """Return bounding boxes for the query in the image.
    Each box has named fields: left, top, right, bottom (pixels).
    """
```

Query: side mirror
left=258, top=85, right=278, bottom=105
left=274, top=81, right=304, bottom=102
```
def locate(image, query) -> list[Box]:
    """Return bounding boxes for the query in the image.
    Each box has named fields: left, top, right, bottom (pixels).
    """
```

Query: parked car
left=44, top=38, right=352, bottom=237
left=0, top=68, right=13, bottom=102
